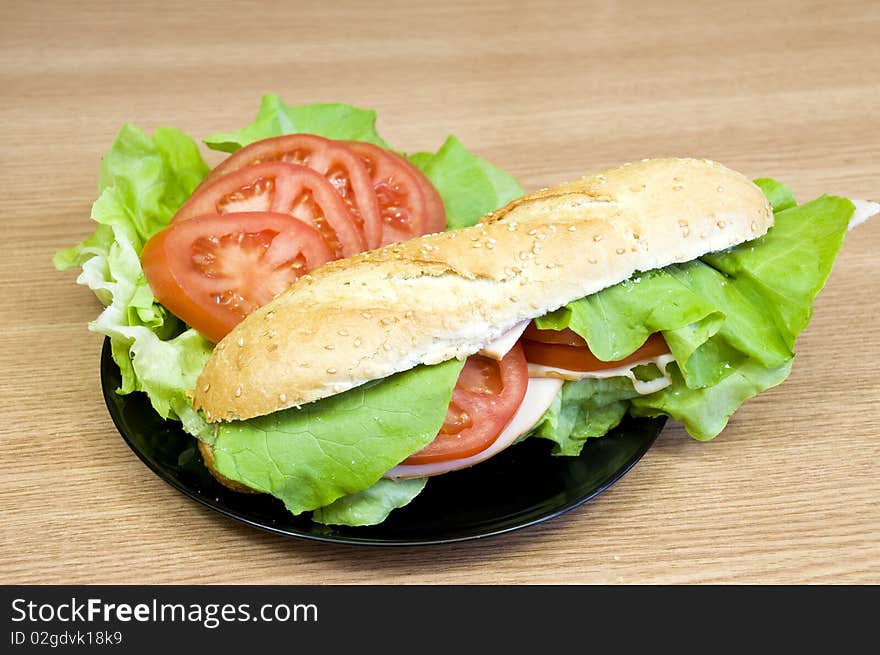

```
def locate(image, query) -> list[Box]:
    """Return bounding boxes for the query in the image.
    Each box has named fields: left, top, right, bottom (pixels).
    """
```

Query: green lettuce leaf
left=210, top=359, right=464, bottom=515
left=754, top=178, right=797, bottom=213
left=701, top=195, right=853, bottom=350
left=53, top=126, right=214, bottom=424
left=55, top=125, right=209, bottom=268
left=408, top=136, right=523, bottom=228
left=312, top=478, right=427, bottom=526
left=630, top=359, right=792, bottom=441
left=204, top=93, right=390, bottom=152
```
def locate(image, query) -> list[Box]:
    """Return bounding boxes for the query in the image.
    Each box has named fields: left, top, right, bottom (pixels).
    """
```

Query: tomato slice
left=523, top=323, right=588, bottom=347
left=402, top=344, right=529, bottom=465
left=174, top=162, right=365, bottom=258
left=345, top=141, right=447, bottom=244
left=522, top=332, right=670, bottom=372
left=142, top=212, right=332, bottom=343
left=200, top=134, right=383, bottom=249
left=393, top=150, right=447, bottom=236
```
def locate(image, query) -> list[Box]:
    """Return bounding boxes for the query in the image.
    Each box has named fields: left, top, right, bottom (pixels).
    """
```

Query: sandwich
left=185, top=157, right=869, bottom=525
left=55, top=96, right=874, bottom=529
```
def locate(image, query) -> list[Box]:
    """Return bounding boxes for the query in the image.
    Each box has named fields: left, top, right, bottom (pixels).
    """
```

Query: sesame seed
left=486, top=242, right=495, bottom=249
left=265, top=310, right=275, bottom=320
left=279, top=393, right=287, bottom=403
left=568, top=225, right=577, bottom=232
left=353, top=338, right=362, bottom=347
left=717, top=186, right=724, bottom=192
left=383, top=342, right=393, bottom=351
left=717, top=220, right=726, bottom=228
left=672, top=185, right=683, bottom=191
left=338, top=329, right=349, bottom=336
left=507, top=223, right=518, bottom=232
left=361, top=311, right=373, bottom=319
left=616, top=248, right=626, bottom=255
left=678, top=220, right=689, bottom=227
left=324, top=344, right=334, bottom=350
left=473, top=242, right=483, bottom=248
left=593, top=234, right=602, bottom=242
left=750, top=221, right=758, bottom=231
left=682, top=228, right=691, bottom=237
left=528, top=229, right=538, bottom=236
left=404, top=310, right=414, bottom=319
left=545, top=262, right=557, bottom=269
left=327, top=367, right=337, bottom=374
left=236, top=337, right=244, bottom=347
left=234, top=386, right=242, bottom=398
left=509, top=296, right=518, bottom=303
left=588, top=257, right=598, bottom=264
left=202, top=384, right=210, bottom=392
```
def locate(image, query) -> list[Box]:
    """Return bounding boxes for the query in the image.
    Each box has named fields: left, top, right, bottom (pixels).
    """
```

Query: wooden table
left=2, top=0, right=877, bottom=585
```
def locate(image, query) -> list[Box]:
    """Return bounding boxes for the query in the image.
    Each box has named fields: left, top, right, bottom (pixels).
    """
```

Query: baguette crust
left=193, top=158, right=772, bottom=421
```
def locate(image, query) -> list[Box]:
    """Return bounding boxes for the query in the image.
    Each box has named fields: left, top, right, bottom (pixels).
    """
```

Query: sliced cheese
left=478, top=320, right=529, bottom=360
left=527, top=353, right=676, bottom=395
left=849, top=199, right=879, bottom=231
left=384, top=377, right=564, bottom=480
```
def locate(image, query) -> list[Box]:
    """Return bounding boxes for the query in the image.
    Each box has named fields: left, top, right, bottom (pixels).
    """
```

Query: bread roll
left=192, top=158, right=772, bottom=421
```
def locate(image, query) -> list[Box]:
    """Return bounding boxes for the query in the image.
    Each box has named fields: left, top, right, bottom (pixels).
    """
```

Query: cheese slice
left=527, top=353, right=676, bottom=395
left=849, top=199, right=879, bottom=231
left=479, top=321, right=529, bottom=360
left=384, top=377, right=564, bottom=480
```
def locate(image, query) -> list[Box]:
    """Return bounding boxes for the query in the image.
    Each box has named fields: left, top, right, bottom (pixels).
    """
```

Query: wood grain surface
left=1, top=0, right=877, bottom=585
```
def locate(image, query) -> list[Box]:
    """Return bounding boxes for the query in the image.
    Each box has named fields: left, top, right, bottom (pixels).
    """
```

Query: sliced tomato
left=345, top=141, right=447, bottom=244
left=523, top=322, right=588, bottom=347
left=402, top=344, right=529, bottom=465
left=142, top=212, right=332, bottom=343
left=522, top=332, right=669, bottom=372
left=174, top=162, right=365, bottom=258
left=393, top=150, right=447, bottom=236
left=200, top=134, right=383, bottom=249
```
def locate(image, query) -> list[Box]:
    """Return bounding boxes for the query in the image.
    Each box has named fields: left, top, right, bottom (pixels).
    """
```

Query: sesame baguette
left=193, top=158, right=772, bottom=422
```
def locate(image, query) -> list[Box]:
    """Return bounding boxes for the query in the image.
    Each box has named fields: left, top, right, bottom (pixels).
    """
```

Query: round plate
left=101, top=338, right=665, bottom=545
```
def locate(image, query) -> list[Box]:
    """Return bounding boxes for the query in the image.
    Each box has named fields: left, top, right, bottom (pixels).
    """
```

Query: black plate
left=101, top=338, right=665, bottom=545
